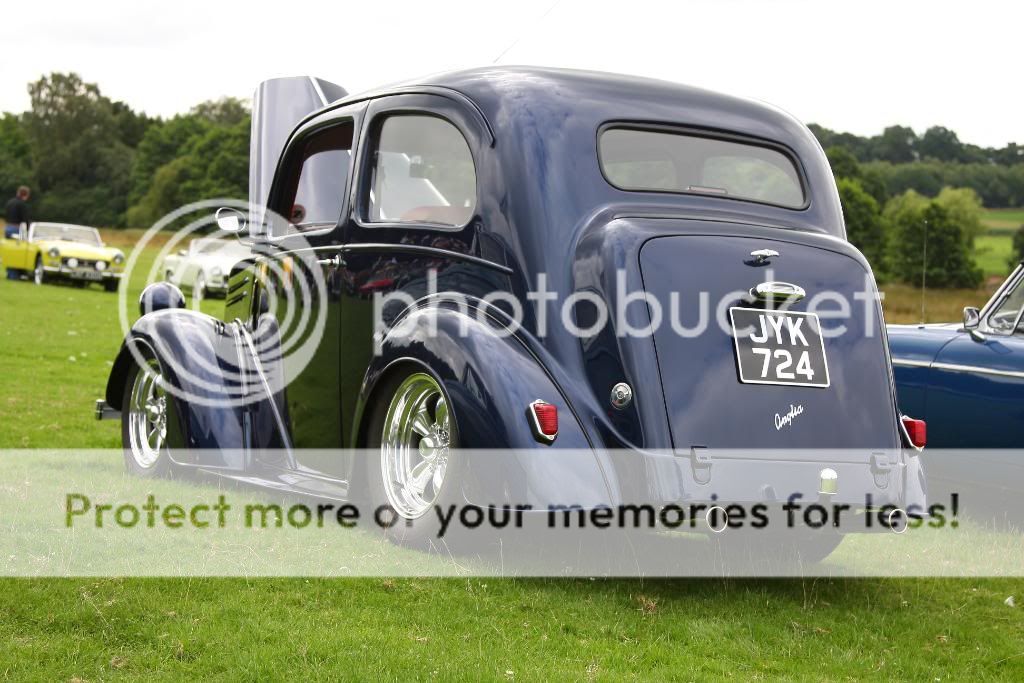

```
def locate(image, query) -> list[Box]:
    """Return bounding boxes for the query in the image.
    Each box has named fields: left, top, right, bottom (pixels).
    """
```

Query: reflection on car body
left=161, top=236, right=251, bottom=299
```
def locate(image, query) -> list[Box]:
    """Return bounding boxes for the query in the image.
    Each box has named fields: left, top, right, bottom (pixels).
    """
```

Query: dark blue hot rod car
left=97, top=68, right=926, bottom=559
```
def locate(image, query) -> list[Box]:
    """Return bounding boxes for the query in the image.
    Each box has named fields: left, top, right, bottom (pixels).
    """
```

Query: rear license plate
left=729, top=307, right=830, bottom=388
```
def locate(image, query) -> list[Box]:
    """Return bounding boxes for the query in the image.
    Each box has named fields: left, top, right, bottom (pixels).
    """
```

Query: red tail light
left=528, top=400, right=558, bottom=443
left=901, top=416, right=926, bottom=449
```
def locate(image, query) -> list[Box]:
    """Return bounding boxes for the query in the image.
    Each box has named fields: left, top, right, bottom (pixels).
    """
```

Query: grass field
left=1, top=230, right=1023, bottom=680
left=982, top=208, right=1024, bottom=234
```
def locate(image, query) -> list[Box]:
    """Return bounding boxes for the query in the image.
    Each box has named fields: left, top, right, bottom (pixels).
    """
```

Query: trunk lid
left=639, top=231, right=899, bottom=454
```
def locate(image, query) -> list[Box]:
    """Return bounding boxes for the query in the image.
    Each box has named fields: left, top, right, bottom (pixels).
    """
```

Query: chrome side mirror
left=215, top=207, right=247, bottom=234
left=963, top=307, right=986, bottom=342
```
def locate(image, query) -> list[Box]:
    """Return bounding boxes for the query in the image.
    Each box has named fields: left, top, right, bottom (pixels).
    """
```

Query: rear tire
left=121, top=349, right=172, bottom=478
left=364, top=369, right=462, bottom=547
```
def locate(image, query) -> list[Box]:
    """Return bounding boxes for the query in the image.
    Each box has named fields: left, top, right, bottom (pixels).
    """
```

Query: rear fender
left=353, top=305, right=613, bottom=508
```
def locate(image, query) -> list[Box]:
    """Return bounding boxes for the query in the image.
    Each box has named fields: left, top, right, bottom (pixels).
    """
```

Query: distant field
left=881, top=282, right=995, bottom=325
left=975, top=233, right=1015, bottom=278
left=981, top=208, right=1024, bottom=234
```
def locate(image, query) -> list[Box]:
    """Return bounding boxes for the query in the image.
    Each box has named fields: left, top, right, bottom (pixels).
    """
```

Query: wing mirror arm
left=963, top=307, right=986, bottom=342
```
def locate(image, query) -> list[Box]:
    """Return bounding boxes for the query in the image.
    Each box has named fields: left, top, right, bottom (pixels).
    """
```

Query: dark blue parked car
left=889, top=265, right=1024, bottom=448
left=96, top=68, right=926, bottom=558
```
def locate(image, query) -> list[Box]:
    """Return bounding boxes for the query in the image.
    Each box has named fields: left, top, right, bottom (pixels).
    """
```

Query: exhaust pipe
left=886, top=508, right=908, bottom=534
left=705, top=506, right=729, bottom=534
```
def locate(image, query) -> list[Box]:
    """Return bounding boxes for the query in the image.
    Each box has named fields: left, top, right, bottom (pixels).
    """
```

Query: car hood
left=886, top=323, right=963, bottom=364
left=35, top=240, right=121, bottom=261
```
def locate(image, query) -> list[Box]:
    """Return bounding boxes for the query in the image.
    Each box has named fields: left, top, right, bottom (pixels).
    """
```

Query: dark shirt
left=5, top=196, right=29, bottom=226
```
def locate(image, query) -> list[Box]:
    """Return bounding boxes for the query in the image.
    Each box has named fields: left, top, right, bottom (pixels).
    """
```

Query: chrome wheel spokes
left=380, top=373, right=453, bottom=519
left=128, top=358, right=167, bottom=468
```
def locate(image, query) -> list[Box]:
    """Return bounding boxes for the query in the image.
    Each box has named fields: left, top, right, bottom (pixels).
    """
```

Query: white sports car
left=161, top=237, right=250, bottom=299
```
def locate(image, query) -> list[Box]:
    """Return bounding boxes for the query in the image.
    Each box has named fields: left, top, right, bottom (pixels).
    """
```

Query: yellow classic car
left=1, top=222, right=125, bottom=291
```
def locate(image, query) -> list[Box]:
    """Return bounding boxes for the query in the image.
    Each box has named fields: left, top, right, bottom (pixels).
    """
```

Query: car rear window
left=599, top=127, right=805, bottom=209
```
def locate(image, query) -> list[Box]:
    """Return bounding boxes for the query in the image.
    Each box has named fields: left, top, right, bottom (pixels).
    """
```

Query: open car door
left=249, top=76, right=347, bottom=232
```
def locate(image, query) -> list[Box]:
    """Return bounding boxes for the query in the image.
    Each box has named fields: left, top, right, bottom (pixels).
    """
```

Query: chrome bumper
left=44, top=266, right=123, bottom=281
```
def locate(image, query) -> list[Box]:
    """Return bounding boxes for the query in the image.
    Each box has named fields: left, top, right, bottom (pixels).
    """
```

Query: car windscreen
left=987, top=274, right=1024, bottom=334
left=32, top=224, right=101, bottom=245
left=598, top=128, right=805, bottom=209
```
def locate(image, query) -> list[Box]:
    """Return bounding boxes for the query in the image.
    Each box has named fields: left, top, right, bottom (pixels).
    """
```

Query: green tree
left=1011, top=226, right=1024, bottom=269
left=825, top=145, right=888, bottom=205
left=826, top=146, right=861, bottom=180
left=872, top=125, right=917, bottom=163
left=126, top=115, right=249, bottom=227
left=934, top=186, right=984, bottom=242
left=0, top=113, right=34, bottom=201
left=889, top=201, right=981, bottom=288
left=837, top=178, right=887, bottom=278
left=918, top=126, right=964, bottom=162
left=190, top=97, right=249, bottom=126
left=127, top=115, right=212, bottom=206
left=25, top=73, right=136, bottom=226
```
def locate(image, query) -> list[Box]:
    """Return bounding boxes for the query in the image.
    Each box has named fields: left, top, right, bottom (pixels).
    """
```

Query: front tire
left=121, top=350, right=172, bottom=478
left=104, top=279, right=119, bottom=293
left=365, top=369, right=461, bottom=546
left=33, top=256, right=45, bottom=285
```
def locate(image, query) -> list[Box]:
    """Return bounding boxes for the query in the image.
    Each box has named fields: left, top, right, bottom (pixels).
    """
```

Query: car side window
left=277, top=121, right=354, bottom=236
left=366, top=114, right=476, bottom=227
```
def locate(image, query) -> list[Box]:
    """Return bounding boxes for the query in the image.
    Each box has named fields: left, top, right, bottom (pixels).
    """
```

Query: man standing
left=5, top=186, right=31, bottom=239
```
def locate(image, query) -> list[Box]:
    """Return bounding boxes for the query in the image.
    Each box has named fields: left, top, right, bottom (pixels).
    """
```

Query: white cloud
left=2, top=0, right=1019, bottom=146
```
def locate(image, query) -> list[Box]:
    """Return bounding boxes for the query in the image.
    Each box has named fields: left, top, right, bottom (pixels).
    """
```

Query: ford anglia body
left=97, top=68, right=926, bottom=556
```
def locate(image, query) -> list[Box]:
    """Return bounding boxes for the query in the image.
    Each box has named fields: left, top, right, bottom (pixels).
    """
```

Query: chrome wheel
left=127, top=358, right=168, bottom=469
left=380, top=373, right=453, bottom=519
left=33, top=258, right=43, bottom=285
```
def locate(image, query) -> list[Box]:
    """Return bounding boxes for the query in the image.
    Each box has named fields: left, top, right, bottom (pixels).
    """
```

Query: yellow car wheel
left=32, top=256, right=46, bottom=286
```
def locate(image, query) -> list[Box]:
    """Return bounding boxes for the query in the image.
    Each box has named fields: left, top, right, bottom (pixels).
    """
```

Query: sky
left=1, top=0, right=1019, bottom=147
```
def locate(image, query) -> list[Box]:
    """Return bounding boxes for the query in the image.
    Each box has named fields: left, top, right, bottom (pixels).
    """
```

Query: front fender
left=354, top=305, right=613, bottom=508
left=105, top=309, right=248, bottom=467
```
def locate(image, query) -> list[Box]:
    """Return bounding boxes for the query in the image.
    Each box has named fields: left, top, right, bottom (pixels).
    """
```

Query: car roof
left=328, top=66, right=810, bottom=148
left=300, top=66, right=843, bottom=239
